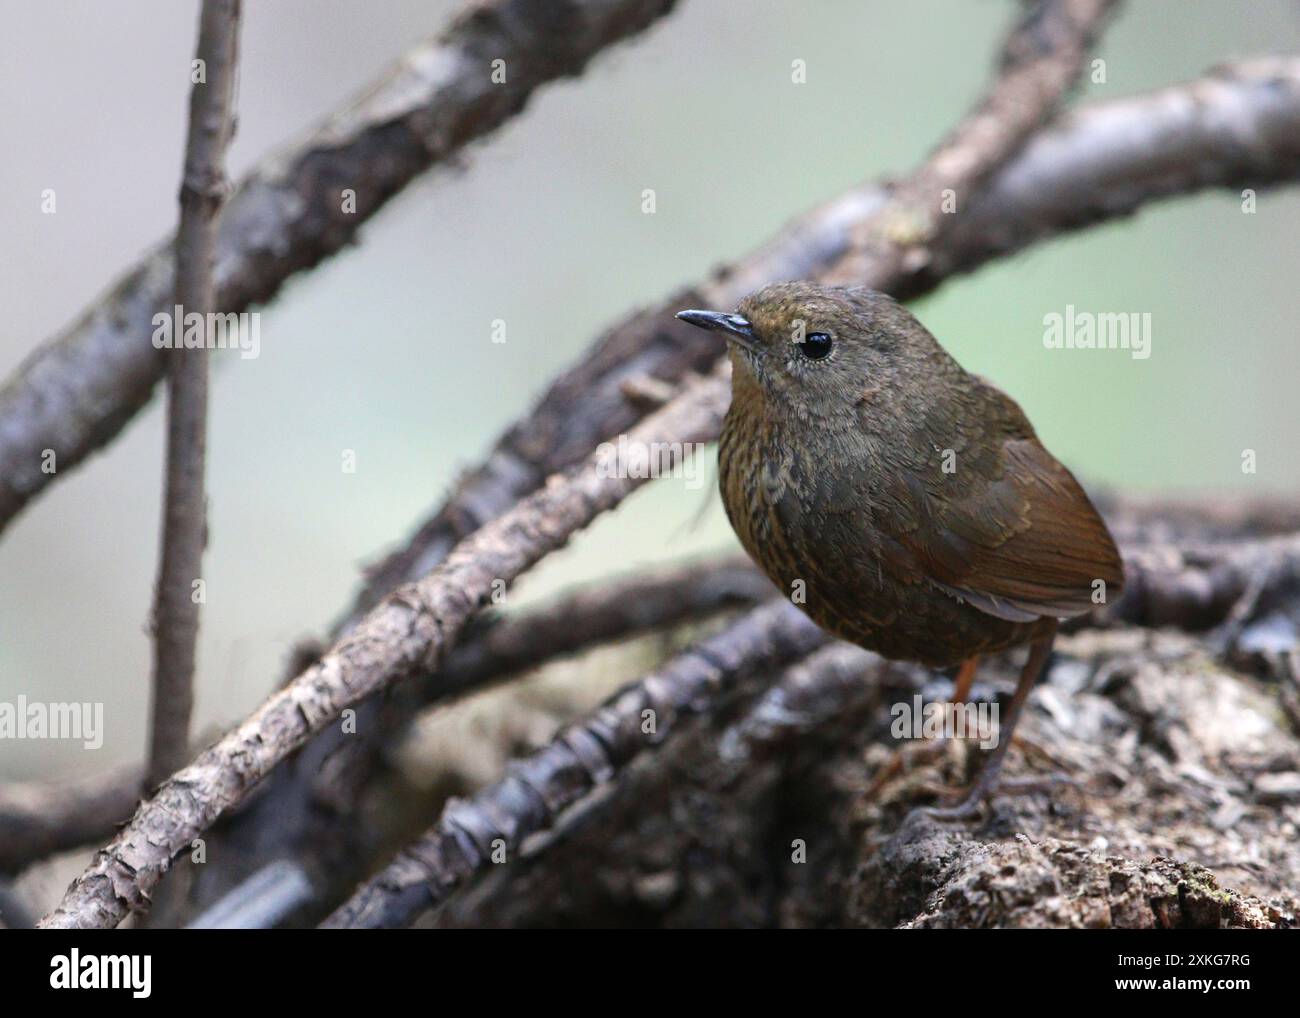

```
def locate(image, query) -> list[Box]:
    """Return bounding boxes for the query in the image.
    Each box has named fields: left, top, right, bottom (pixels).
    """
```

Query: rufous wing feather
left=890, top=438, right=1124, bottom=622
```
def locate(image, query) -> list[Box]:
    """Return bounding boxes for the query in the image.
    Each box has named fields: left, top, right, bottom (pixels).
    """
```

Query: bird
left=676, top=281, right=1124, bottom=816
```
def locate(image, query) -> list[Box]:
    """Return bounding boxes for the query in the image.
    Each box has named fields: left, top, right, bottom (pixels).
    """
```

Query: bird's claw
left=904, top=769, right=1079, bottom=824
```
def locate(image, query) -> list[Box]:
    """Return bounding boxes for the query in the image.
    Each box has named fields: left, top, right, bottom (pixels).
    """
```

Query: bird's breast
left=718, top=402, right=1034, bottom=666
left=719, top=405, right=877, bottom=605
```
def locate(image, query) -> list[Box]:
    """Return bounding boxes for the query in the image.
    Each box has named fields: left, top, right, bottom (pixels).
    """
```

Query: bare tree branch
left=0, top=557, right=760, bottom=878
left=0, top=767, right=141, bottom=875
left=924, top=56, right=1300, bottom=286
left=426, top=555, right=772, bottom=700
left=321, top=599, right=828, bottom=928
left=826, top=0, right=1117, bottom=286
left=145, top=0, right=241, bottom=791
left=0, top=0, right=679, bottom=534
left=1110, top=533, right=1300, bottom=633
left=1098, top=488, right=1300, bottom=545
left=718, top=643, right=891, bottom=765
left=39, top=365, right=729, bottom=928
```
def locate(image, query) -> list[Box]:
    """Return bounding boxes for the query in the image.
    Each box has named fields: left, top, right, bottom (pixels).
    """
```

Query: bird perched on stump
left=677, top=282, right=1123, bottom=816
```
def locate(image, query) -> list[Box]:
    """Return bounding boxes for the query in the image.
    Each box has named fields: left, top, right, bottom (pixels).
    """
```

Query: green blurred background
left=1, top=0, right=1297, bottom=778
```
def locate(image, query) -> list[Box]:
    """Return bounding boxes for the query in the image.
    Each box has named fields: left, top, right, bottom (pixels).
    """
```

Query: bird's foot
left=864, top=738, right=955, bottom=800
left=905, top=769, right=1079, bottom=824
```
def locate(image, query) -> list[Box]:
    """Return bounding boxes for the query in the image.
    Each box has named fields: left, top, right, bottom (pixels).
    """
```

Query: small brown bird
left=677, top=282, right=1123, bottom=816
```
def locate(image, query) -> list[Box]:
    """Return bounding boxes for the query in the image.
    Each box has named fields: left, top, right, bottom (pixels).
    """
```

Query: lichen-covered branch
left=321, top=599, right=827, bottom=928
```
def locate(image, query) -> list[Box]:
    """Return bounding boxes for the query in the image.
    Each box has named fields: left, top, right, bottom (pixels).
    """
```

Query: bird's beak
left=675, top=309, right=758, bottom=353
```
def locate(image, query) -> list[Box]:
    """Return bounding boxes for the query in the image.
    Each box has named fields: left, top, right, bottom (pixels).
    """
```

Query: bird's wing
left=869, top=406, right=1123, bottom=624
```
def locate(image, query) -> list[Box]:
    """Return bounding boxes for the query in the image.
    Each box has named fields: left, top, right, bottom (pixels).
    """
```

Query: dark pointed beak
left=675, top=309, right=757, bottom=353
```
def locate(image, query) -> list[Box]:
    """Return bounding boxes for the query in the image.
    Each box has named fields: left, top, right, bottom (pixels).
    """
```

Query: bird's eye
left=798, top=331, right=833, bottom=360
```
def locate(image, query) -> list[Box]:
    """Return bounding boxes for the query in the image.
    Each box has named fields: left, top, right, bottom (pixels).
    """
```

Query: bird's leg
left=949, top=655, right=979, bottom=706
left=911, top=622, right=1059, bottom=821
left=864, top=654, right=981, bottom=799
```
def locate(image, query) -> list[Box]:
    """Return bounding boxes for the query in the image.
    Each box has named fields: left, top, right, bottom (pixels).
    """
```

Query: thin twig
left=145, top=0, right=241, bottom=790
left=321, top=600, right=827, bottom=928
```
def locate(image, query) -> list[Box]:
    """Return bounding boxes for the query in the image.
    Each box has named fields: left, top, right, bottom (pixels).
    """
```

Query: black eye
left=798, top=331, right=833, bottom=360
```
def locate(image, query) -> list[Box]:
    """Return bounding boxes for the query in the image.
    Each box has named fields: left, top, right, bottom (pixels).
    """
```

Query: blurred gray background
left=2, top=0, right=1297, bottom=778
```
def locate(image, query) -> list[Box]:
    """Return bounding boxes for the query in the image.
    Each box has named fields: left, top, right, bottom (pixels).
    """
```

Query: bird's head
left=676, top=281, right=937, bottom=420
